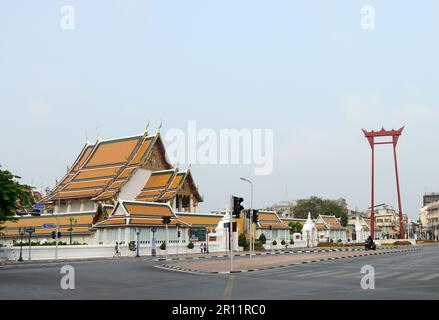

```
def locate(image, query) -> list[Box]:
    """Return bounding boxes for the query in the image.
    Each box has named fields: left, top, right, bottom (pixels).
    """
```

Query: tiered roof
left=316, top=215, right=346, bottom=231
left=0, top=212, right=96, bottom=238
left=93, top=200, right=188, bottom=228
left=41, top=131, right=181, bottom=203
left=257, top=211, right=289, bottom=230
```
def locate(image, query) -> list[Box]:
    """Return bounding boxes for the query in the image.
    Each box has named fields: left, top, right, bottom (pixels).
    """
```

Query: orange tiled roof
left=46, top=134, right=164, bottom=201
left=135, top=169, right=177, bottom=202
left=257, top=211, right=289, bottom=230
left=93, top=200, right=188, bottom=228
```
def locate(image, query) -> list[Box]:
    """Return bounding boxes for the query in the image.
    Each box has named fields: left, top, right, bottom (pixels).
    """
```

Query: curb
left=156, top=248, right=422, bottom=275
left=153, top=246, right=405, bottom=262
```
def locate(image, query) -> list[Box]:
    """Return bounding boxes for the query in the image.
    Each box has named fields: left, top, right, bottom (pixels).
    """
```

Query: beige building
left=419, top=201, right=439, bottom=240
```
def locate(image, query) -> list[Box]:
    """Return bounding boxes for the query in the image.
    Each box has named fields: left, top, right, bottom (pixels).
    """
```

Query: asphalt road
left=1, top=246, right=439, bottom=300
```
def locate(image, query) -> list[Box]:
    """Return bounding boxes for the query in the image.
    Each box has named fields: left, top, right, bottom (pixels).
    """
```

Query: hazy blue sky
left=1, top=1, right=438, bottom=218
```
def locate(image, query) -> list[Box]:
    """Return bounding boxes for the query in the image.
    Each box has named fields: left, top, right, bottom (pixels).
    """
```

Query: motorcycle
left=364, top=239, right=377, bottom=251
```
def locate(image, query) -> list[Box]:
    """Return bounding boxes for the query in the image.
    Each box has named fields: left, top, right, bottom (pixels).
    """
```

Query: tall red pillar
left=362, top=127, right=405, bottom=240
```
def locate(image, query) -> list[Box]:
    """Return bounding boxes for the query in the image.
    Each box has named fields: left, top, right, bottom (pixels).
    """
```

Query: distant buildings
left=423, top=193, right=439, bottom=207
left=420, top=200, right=439, bottom=240
left=269, top=201, right=295, bottom=218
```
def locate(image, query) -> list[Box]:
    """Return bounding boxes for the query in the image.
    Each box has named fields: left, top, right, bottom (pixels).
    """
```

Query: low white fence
left=0, top=241, right=225, bottom=261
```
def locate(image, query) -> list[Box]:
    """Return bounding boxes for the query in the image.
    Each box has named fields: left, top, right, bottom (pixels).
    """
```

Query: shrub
left=281, top=240, right=286, bottom=246
left=238, top=233, right=249, bottom=249
left=187, top=242, right=194, bottom=250
left=259, top=233, right=267, bottom=244
left=272, top=240, right=277, bottom=246
left=393, top=241, right=412, bottom=246
left=290, top=240, right=294, bottom=245
left=160, top=243, right=166, bottom=251
left=254, top=241, right=266, bottom=251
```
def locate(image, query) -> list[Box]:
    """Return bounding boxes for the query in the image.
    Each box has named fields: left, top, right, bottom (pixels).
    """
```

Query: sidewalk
left=158, top=247, right=421, bottom=274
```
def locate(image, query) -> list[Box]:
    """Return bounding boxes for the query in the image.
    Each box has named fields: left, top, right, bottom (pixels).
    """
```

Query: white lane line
left=419, top=273, right=439, bottom=281
left=377, top=272, right=404, bottom=279
left=295, top=270, right=337, bottom=278
left=334, top=272, right=362, bottom=278
left=396, top=273, right=424, bottom=280
left=295, top=270, right=353, bottom=279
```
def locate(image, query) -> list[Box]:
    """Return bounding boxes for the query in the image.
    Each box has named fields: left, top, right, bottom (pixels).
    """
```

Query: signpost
left=17, top=228, right=25, bottom=262
left=26, top=227, right=35, bottom=261
left=33, top=204, right=45, bottom=211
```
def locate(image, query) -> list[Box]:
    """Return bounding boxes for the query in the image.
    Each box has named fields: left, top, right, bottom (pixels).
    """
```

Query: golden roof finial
left=157, top=121, right=163, bottom=133
left=96, top=127, right=101, bottom=141
left=144, top=120, right=150, bottom=136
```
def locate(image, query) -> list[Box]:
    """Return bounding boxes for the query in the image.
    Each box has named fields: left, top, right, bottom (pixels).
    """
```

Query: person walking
left=200, top=243, right=204, bottom=254
left=113, top=242, right=120, bottom=259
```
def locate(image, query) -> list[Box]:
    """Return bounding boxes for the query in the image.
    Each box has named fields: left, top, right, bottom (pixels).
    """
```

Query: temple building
left=0, top=129, right=215, bottom=250
left=315, top=215, right=348, bottom=242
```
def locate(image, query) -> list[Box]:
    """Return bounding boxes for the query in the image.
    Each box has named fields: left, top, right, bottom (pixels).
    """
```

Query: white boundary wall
left=0, top=242, right=225, bottom=261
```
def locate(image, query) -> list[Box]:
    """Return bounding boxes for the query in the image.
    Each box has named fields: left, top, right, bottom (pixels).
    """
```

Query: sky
left=1, top=1, right=439, bottom=218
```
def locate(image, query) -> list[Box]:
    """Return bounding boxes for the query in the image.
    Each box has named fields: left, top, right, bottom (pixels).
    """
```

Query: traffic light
left=51, top=231, right=62, bottom=239
left=162, top=216, right=171, bottom=225
left=232, top=196, right=244, bottom=218
left=252, top=209, right=259, bottom=224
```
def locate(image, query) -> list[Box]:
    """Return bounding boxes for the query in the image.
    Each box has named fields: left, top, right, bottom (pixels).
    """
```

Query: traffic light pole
left=240, top=177, right=254, bottom=259
left=229, top=195, right=234, bottom=273
left=165, top=223, right=169, bottom=262
left=55, top=200, right=60, bottom=260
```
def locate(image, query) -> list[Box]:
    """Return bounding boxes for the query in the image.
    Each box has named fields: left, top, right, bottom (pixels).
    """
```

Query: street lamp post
left=18, top=228, right=24, bottom=262
left=69, top=217, right=77, bottom=245
left=136, top=228, right=141, bottom=258
left=176, top=224, right=180, bottom=257
left=151, top=227, right=157, bottom=257
left=240, top=177, right=253, bottom=259
left=165, top=223, right=169, bottom=261
left=27, top=228, right=35, bottom=261
left=270, top=225, right=273, bottom=252
left=206, top=227, right=210, bottom=254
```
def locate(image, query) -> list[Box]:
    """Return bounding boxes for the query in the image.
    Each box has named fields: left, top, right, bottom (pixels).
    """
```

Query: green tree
left=0, top=168, right=34, bottom=230
left=288, top=222, right=303, bottom=234
left=293, top=196, right=348, bottom=226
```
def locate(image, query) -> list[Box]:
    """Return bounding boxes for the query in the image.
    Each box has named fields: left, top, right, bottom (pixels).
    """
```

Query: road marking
left=223, top=275, right=235, bottom=300
left=377, top=272, right=403, bottom=279
left=295, top=270, right=337, bottom=278
left=419, top=273, right=439, bottom=281
left=334, top=272, right=361, bottom=278
left=396, top=273, right=424, bottom=280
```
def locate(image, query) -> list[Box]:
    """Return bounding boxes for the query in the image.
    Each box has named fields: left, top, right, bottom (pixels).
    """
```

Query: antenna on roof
left=144, top=120, right=150, bottom=136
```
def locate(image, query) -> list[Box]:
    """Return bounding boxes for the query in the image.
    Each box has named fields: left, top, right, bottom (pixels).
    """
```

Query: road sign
left=26, top=228, right=35, bottom=234
left=42, top=224, right=55, bottom=229
left=33, top=204, right=45, bottom=210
